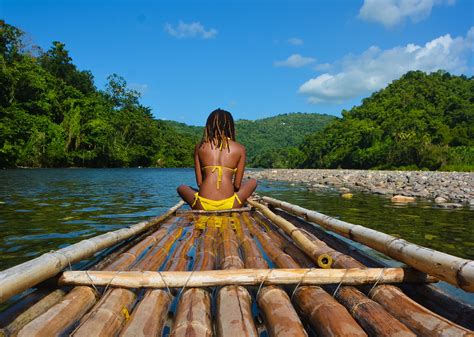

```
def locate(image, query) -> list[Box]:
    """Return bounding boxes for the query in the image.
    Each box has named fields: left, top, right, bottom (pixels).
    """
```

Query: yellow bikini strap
left=211, top=166, right=223, bottom=189
left=191, top=192, right=199, bottom=207
left=234, top=193, right=242, bottom=205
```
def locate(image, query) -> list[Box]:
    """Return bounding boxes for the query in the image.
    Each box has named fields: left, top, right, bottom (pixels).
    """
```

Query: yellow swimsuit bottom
left=192, top=193, right=242, bottom=211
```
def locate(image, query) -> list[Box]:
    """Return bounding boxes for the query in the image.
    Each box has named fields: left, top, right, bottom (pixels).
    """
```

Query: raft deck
left=0, top=198, right=473, bottom=337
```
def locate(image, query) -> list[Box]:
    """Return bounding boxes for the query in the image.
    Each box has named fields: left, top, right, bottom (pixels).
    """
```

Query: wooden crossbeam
left=176, top=207, right=252, bottom=215
left=59, top=268, right=436, bottom=289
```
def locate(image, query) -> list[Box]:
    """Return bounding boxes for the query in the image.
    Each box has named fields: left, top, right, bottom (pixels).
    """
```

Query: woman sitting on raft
left=177, top=108, right=257, bottom=210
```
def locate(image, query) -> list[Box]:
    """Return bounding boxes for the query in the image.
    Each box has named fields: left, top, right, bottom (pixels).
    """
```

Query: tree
left=0, top=20, right=25, bottom=61
left=299, top=71, right=474, bottom=171
left=40, top=41, right=95, bottom=95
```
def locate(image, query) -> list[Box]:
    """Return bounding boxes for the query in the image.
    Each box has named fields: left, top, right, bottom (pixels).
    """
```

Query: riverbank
left=248, top=169, right=474, bottom=208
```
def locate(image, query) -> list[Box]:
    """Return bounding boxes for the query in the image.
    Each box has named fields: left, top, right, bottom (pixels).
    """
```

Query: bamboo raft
left=0, top=196, right=473, bottom=337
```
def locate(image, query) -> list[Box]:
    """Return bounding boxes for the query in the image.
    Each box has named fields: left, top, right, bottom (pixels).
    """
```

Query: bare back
left=194, top=140, right=246, bottom=200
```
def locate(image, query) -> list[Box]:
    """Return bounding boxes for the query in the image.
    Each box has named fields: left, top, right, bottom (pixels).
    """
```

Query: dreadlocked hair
left=201, top=108, right=236, bottom=151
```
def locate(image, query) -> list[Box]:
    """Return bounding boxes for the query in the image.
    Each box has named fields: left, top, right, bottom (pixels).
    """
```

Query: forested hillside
left=164, top=113, right=335, bottom=167
left=236, top=113, right=335, bottom=167
left=299, top=71, right=474, bottom=171
left=2, top=21, right=472, bottom=171
left=0, top=21, right=194, bottom=168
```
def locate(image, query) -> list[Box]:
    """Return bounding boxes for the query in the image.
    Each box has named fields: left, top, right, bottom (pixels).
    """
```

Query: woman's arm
left=234, top=148, right=246, bottom=191
left=194, top=144, right=203, bottom=187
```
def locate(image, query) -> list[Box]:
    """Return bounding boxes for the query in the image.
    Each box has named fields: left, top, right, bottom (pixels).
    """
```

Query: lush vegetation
left=164, top=113, right=335, bottom=168
left=1, top=21, right=472, bottom=171
left=151, top=73, right=474, bottom=171
left=236, top=113, right=335, bottom=167
left=299, top=71, right=474, bottom=171
left=0, top=21, right=195, bottom=168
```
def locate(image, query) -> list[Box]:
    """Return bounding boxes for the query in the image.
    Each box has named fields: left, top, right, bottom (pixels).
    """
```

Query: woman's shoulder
left=228, top=140, right=246, bottom=153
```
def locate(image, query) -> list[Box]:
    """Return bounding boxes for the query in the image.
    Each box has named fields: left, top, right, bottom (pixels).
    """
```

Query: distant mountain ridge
left=162, top=113, right=336, bottom=166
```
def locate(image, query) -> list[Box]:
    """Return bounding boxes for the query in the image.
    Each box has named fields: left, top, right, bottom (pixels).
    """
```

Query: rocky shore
left=248, top=169, right=474, bottom=208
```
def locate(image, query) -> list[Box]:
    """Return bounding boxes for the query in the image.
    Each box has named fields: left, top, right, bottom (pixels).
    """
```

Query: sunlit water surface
left=0, top=168, right=472, bottom=304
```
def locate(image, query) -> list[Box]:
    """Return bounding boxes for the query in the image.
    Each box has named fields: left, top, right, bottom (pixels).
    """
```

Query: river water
left=1, top=168, right=473, bottom=304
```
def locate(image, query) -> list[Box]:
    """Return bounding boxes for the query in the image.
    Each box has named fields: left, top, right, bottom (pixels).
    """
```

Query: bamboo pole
left=0, top=290, right=65, bottom=337
left=253, top=212, right=318, bottom=268
left=73, top=288, right=136, bottom=337
left=403, top=284, right=474, bottom=330
left=16, top=220, right=178, bottom=337
left=218, top=217, right=245, bottom=270
left=250, top=213, right=423, bottom=337
left=119, top=228, right=199, bottom=337
left=215, top=216, right=258, bottom=337
left=193, top=217, right=218, bottom=271
left=164, top=228, right=200, bottom=272
left=247, top=199, right=333, bottom=269
left=0, top=201, right=184, bottom=304
left=260, top=197, right=474, bottom=336
left=176, top=207, right=252, bottom=215
left=274, top=208, right=474, bottom=330
left=236, top=214, right=307, bottom=337
left=255, top=210, right=367, bottom=270
left=119, top=290, right=170, bottom=337
left=334, top=286, right=417, bottom=337
left=17, top=286, right=98, bottom=337
left=369, top=285, right=474, bottom=337
left=71, top=225, right=184, bottom=337
left=242, top=214, right=368, bottom=337
left=59, top=267, right=436, bottom=288
left=218, top=289, right=256, bottom=335
left=170, top=220, right=217, bottom=337
left=235, top=215, right=268, bottom=269
left=216, top=286, right=256, bottom=336
left=0, top=214, right=176, bottom=337
left=261, top=196, right=474, bottom=292
left=171, top=288, right=212, bottom=337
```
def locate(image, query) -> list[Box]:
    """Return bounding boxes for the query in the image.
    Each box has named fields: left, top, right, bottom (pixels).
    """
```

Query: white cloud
left=288, top=37, right=304, bottom=46
left=359, top=0, right=455, bottom=28
left=165, top=21, right=217, bottom=39
left=274, top=54, right=316, bottom=68
left=299, top=27, right=474, bottom=103
left=314, top=63, right=333, bottom=71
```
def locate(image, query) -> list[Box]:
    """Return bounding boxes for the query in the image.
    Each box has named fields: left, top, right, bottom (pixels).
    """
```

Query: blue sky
left=2, top=0, right=473, bottom=125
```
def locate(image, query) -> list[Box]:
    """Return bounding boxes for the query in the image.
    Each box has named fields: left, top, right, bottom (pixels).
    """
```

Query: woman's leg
left=235, top=178, right=257, bottom=207
left=177, top=185, right=199, bottom=208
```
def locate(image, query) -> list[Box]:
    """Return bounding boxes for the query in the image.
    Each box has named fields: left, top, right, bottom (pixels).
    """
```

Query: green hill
left=236, top=113, right=335, bottom=167
left=0, top=22, right=194, bottom=168
left=299, top=70, right=474, bottom=171
left=163, top=113, right=335, bottom=167
left=0, top=20, right=333, bottom=169
left=5, top=22, right=470, bottom=171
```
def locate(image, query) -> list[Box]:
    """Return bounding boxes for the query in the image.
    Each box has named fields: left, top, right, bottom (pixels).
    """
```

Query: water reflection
left=1, top=169, right=472, bottom=271
left=258, top=180, right=474, bottom=260
left=0, top=168, right=193, bottom=270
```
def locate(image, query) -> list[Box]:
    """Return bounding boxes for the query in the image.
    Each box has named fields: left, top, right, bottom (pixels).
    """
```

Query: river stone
left=372, top=188, right=388, bottom=195
left=339, top=187, right=351, bottom=193
left=414, top=190, right=430, bottom=198
left=437, top=202, right=463, bottom=209
left=435, top=196, right=448, bottom=204
left=391, top=195, right=416, bottom=203
left=323, top=177, right=341, bottom=186
left=246, top=169, right=473, bottom=205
